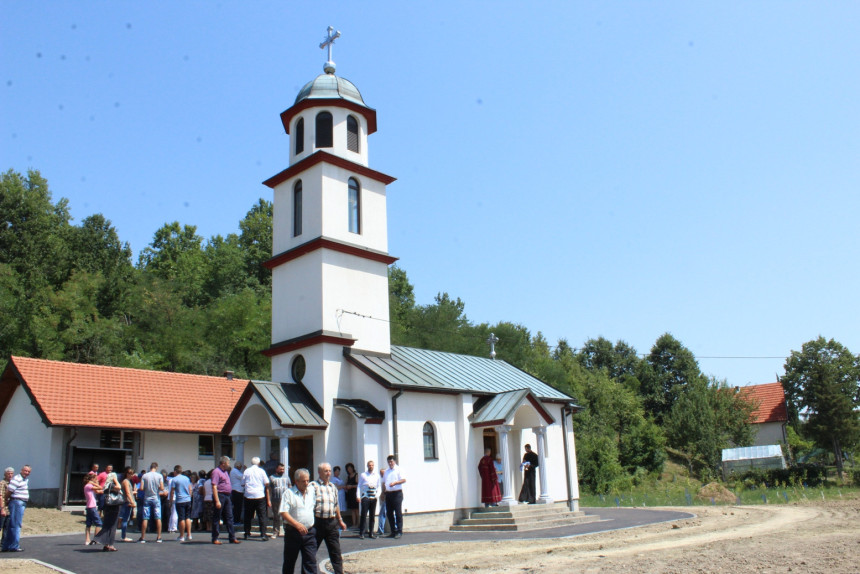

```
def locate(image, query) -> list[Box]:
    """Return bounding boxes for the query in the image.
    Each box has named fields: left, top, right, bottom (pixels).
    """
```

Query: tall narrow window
left=346, top=115, right=359, bottom=152
left=293, top=180, right=303, bottom=237
left=348, top=178, right=361, bottom=234
left=423, top=422, right=437, bottom=460
left=315, top=111, right=333, bottom=148
left=295, top=117, right=304, bottom=154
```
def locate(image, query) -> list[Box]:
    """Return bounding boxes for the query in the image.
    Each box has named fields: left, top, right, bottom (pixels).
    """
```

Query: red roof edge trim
left=262, top=333, right=356, bottom=358
left=280, top=99, right=378, bottom=135
left=263, top=150, right=395, bottom=189
left=263, top=237, right=398, bottom=270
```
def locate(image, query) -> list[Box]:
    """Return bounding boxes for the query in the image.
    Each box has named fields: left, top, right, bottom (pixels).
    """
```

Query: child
left=83, top=472, right=103, bottom=545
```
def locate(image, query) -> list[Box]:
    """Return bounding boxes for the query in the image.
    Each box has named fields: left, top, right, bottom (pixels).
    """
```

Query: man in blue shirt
left=168, top=465, right=193, bottom=542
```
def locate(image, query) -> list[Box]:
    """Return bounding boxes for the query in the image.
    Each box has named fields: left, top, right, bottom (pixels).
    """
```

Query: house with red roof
left=0, top=356, right=251, bottom=506
left=737, top=382, right=789, bottom=446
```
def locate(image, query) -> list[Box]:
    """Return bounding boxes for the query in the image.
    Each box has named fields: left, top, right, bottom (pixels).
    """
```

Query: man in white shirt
left=242, top=457, right=271, bottom=540
left=1, top=465, right=30, bottom=552
left=357, top=460, right=380, bottom=539
left=383, top=455, right=406, bottom=539
left=279, top=468, right=318, bottom=574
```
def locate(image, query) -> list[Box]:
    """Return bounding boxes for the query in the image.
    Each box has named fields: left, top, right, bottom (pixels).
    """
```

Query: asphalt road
left=0, top=507, right=694, bottom=574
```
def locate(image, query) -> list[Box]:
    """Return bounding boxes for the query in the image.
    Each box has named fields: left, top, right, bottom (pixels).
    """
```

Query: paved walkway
left=0, top=507, right=694, bottom=573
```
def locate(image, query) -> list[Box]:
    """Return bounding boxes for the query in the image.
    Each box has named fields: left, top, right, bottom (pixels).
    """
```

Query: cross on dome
left=320, top=25, right=341, bottom=74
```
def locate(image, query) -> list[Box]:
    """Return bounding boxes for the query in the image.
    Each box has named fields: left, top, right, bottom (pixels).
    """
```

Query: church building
left=0, top=29, right=582, bottom=529
left=229, top=30, right=583, bottom=529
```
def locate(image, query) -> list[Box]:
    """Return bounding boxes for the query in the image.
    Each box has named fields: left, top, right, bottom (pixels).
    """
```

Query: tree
left=138, top=222, right=207, bottom=306
left=576, top=337, right=642, bottom=392
left=781, top=337, right=860, bottom=474
left=238, top=199, right=272, bottom=287
left=0, top=169, right=72, bottom=290
left=664, top=376, right=755, bottom=477
left=639, top=333, right=705, bottom=423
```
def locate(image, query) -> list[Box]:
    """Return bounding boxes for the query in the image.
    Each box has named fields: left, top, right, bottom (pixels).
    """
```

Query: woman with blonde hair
left=93, top=468, right=122, bottom=551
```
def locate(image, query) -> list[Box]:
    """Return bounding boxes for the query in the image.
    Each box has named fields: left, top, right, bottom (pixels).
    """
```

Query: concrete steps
left=449, top=502, right=599, bottom=532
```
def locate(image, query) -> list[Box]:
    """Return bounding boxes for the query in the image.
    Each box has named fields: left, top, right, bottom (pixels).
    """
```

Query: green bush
left=735, top=465, right=826, bottom=488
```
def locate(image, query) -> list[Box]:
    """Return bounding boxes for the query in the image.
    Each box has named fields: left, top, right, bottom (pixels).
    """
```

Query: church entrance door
left=288, top=437, right=313, bottom=480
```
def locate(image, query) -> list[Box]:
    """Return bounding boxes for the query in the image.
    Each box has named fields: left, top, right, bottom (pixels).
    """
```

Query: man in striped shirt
left=1, top=465, right=30, bottom=552
left=314, top=462, right=346, bottom=574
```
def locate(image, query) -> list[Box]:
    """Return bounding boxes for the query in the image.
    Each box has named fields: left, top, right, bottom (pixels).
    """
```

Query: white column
left=275, top=429, right=293, bottom=476
left=233, top=435, right=248, bottom=466
left=496, top=425, right=517, bottom=506
left=534, top=426, right=553, bottom=504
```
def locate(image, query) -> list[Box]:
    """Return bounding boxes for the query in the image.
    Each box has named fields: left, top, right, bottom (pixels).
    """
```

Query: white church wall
left=319, top=164, right=388, bottom=251
left=271, top=163, right=325, bottom=254
left=271, top=254, right=324, bottom=343
left=392, top=393, right=462, bottom=514
left=0, top=385, right=61, bottom=503
left=321, top=254, right=390, bottom=353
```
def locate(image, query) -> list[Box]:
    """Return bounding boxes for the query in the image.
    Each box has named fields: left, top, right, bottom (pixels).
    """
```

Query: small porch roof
left=333, top=398, right=385, bottom=423
left=230, top=380, right=328, bottom=431
left=469, top=389, right=556, bottom=428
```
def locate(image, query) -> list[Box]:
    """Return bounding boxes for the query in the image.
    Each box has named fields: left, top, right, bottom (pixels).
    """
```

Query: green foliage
left=664, top=377, right=755, bottom=475
left=729, top=465, right=827, bottom=488
left=639, top=333, right=705, bottom=423
left=782, top=337, right=860, bottom=473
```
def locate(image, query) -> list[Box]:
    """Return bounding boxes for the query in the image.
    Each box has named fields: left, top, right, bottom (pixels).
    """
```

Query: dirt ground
left=5, top=496, right=860, bottom=573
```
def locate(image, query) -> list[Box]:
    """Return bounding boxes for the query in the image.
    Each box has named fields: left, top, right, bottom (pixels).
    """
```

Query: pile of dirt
left=696, top=481, right=737, bottom=503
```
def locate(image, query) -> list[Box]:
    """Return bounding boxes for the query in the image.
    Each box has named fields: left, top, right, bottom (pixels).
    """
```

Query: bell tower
left=262, top=28, right=396, bottom=407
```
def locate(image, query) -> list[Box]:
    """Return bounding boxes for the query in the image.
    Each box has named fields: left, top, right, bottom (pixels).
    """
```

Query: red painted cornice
left=264, top=237, right=398, bottom=270
left=263, top=151, right=396, bottom=189
left=280, top=98, right=377, bottom=135
left=263, top=332, right=356, bottom=358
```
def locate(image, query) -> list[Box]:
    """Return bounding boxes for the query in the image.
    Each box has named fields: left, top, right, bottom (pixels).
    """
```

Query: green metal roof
left=334, top=398, right=385, bottom=422
left=250, top=380, right=327, bottom=429
left=295, top=74, right=366, bottom=106
left=345, top=345, right=572, bottom=401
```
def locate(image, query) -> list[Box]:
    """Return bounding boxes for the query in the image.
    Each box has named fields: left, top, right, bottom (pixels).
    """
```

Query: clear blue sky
left=3, top=2, right=859, bottom=387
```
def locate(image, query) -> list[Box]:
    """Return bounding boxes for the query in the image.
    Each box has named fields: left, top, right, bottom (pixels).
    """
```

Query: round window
left=291, top=355, right=306, bottom=383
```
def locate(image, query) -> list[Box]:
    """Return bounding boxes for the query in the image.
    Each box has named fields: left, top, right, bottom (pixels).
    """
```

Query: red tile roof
left=1, top=356, right=249, bottom=433
left=739, top=382, right=788, bottom=424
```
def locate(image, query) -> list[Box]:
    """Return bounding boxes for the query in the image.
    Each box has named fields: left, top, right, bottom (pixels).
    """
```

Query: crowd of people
left=0, top=454, right=407, bottom=574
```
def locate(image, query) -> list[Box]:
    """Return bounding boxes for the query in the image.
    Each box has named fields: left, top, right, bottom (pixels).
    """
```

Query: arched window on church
left=423, top=422, right=437, bottom=460
left=348, top=178, right=361, bottom=234
left=315, top=111, right=333, bottom=148
left=295, top=117, right=304, bottom=155
left=293, top=180, right=302, bottom=237
left=346, top=115, right=359, bottom=153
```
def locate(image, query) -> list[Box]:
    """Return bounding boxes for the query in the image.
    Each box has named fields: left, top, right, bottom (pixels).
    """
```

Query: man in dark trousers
left=313, top=463, right=347, bottom=574
left=279, top=468, right=317, bottom=574
left=518, top=444, right=539, bottom=504
left=383, top=455, right=406, bottom=538
left=210, top=456, right=241, bottom=545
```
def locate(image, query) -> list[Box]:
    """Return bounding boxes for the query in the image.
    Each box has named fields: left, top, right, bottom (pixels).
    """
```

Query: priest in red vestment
left=478, top=448, right=502, bottom=507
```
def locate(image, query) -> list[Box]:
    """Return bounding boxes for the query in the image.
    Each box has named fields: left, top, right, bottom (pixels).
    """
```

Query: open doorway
left=288, top=436, right=314, bottom=481
left=482, top=428, right=498, bottom=457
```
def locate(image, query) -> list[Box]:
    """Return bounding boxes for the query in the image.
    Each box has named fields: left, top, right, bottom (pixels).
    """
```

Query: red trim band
left=263, top=150, right=395, bottom=189
left=263, top=333, right=356, bottom=358
left=280, top=99, right=378, bottom=135
left=264, top=237, right=398, bottom=270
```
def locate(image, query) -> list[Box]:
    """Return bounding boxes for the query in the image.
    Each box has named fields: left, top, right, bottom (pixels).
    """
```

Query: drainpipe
left=391, top=390, right=403, bottom=461
left=561, top=405, right=574, bottom=511
left=60, top=426, right=78, bottom=509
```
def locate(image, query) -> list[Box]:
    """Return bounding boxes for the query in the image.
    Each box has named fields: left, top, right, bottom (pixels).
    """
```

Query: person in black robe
left=517, top=444, right=539, bottom=504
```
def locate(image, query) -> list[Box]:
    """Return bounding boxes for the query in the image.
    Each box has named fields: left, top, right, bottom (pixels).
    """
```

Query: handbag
left=104, top=475, right=124, bottom=506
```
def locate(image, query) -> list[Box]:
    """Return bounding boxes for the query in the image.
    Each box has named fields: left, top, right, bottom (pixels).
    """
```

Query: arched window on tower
left=423, top=422, right=437, bottom=460
left=346, top=115, right=359, bottom=153
left=315, top=111, right=333, bottom=148
left=348, top=178, right=361, bottom=234
left=293, top=180, right=302, bottom=237
left=295, top=117, right=304, bottom=155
